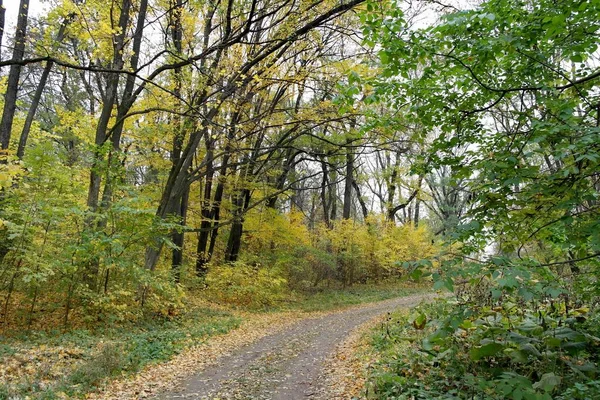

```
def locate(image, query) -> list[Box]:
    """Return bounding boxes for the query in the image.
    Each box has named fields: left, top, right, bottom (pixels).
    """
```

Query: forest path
left=155, top=293, right=433, bottom=400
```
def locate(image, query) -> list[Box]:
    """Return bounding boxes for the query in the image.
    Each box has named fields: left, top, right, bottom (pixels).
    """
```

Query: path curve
left=157, top=293, right=433, bottom=400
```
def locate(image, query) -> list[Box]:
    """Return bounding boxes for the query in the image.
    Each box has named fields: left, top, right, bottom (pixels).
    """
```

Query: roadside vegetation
left=0, top=280, right=426, bottom=399
left=360, top=0, right=600, bottom=398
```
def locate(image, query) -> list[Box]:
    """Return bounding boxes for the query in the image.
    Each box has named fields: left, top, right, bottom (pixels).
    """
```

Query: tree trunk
left=0, top=0, right=29, bottom=150
left=224, top=189, right=250, bottom=263
left=171, top=185, right=189, bottom=282
left=320, top=156, right=331, bottom=227
left=329, top=167, right=337, bottom=222
left=195, top=140, right=215, bottom=276
left=100, top=0, right=148, bottom=208
left=86, top=0, right=130, bottom=213
left=342, top=139, right=353, bottom=220
left=18, top=17, right=72, bottom=158
left=386, top=153, right=401, bottom=222
left=414, top=198, right=421, bottom=227
left=267, top=148, right=296, bottom=209
left=352, top=179, right=368, bottom=220
left=0, top=0, right=5, bottom=62
left=169, top=0, right=185, bottom=281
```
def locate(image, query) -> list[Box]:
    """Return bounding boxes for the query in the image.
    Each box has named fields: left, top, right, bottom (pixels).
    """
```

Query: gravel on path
left=157, top=293, right=435, bottom=400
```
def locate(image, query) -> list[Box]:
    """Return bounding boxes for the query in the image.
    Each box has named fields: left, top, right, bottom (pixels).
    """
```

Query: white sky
left=3, top=0, right=46, bottom=31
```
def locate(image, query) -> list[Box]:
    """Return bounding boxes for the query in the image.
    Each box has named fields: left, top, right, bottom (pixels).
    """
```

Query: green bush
left=366, top=294, right=600, bottom=400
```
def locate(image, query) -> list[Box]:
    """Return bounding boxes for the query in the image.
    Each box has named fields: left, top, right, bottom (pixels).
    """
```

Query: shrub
left=204, top=262, right=287, bottom=308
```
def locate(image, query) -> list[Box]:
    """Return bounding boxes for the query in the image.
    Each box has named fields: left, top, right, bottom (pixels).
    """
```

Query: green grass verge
left=289, top=281, right=429, bottom=312
left=0, top=307, right=240, bottom=400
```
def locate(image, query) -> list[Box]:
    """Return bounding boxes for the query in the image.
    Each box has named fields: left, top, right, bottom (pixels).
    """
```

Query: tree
left=0, top=0, right=29, bottom=150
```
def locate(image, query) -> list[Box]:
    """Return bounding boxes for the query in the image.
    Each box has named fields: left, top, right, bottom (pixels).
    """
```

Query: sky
left=3, top=0, right=46, bottom=32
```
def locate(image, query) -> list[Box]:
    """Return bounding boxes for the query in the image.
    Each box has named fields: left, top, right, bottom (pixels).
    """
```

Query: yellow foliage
left=205, top=263, right=287, bottom=308
left=0, top=151, right=25, bottom=190
left=244, top=207, right=310, bottom=254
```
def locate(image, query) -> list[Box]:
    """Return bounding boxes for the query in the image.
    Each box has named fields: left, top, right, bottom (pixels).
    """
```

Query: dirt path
left=156, top=293, right=433, bottom=400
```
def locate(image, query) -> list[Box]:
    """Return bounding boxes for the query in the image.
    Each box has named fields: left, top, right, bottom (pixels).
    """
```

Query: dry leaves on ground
left=86, top=310, right=322, bottom=400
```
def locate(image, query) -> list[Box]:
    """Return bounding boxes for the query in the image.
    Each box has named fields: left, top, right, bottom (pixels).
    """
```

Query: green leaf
left=469, top=342, right=503, bottom=361
left=570, top=54, right=583, bottom=63
left=532, top=372, right=561, bottom=393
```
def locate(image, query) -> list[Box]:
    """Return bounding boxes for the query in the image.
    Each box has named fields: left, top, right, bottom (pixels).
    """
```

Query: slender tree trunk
left=328, top=160, right=338, bottom=222
left=17, top=17, right=72, bottom=158
left=319, top=156, right=331, bottom=227
left=168, top=0, right=186, bottom=280
left=267, top=148, right=296, bottom=209
left=100, top=0, right=148, bottom=208
left=352, top=179, right=368, bottom=220
left=414, top=198, right=421, bottom=226
left=0, top=0, right=5, bottom=62
left=224, top=189, right=250, bottom=263
left=0, top=0, right=29, bottom=150
left=145, top=106, right=217, bottom=271
left=171, top=185, right=189, bottom=282
left=195, top=139, right=215, bottom=276
left=206, top=152, right=233, bottom=263
left=83, top=0, right=131, bottom=290
left=197, top=108, right=240, bottom=274
left=342, top=139, right=354, bottom=220
left=87, top=0, right=130, bottom=213
left=387, top=153, right=401, bottom=222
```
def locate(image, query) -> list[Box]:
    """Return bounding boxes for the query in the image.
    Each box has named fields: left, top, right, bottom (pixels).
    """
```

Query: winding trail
left=157, top=293, right=433, bottom=400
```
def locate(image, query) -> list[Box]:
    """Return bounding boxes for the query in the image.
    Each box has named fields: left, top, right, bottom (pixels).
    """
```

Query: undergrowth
left=0, top=306, right=240, bottom=399
left=365, top=295, right=600, bottom=400
left=0, top=280, right=426, bottom=399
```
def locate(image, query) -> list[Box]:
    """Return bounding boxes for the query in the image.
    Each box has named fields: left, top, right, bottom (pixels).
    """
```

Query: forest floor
left=0, top=285, right=433, bottom=399
left=102, top=293, right=434, bottom=400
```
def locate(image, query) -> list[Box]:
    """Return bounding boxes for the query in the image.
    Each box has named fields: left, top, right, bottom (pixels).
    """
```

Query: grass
left=0, top=280, right=428, bottom=399
left=0, top=307, right=241, bottom=399
left=287, top=281, right=430, bottom=312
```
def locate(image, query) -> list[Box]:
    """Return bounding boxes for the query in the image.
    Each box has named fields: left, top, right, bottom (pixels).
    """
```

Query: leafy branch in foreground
left=362, top=0, right=600, bottom=398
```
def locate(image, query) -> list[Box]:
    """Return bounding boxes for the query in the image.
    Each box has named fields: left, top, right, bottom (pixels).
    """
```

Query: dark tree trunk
left=0, top=0, right=29, bottom=150
left=86, top=0, right=131, bottom=213
left=206, top=151, right=232, bottom=263
left=0, top=0, right=5, bottom=62
left=224, top=189, right=251, bottom=263
left=386, top=153, right=401, bottom=222
left=195, top=140, right=215, bottom=276
left=342, top=140, right=353, bottom=220
left=267, top=148, right=297, bottom=209
left=352, top=179, right=368, bottom=220
left=18, top=17, right=72, bottom=158
left=171, top=185, right=189, bottom=282
left=100, top=0, right=148, bottom=208
left=414, top=198, right=421, bottom=226
left=319, top=156, right=331, bottom=227
left=169, top=0, right=186, bottom=281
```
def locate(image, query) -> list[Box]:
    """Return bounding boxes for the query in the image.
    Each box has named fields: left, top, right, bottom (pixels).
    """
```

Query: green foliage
left=362, top=0, right=600, bottom=397
left=366, top=298, right=598, bottom=399
left=0, top=306, right=240, bottom=399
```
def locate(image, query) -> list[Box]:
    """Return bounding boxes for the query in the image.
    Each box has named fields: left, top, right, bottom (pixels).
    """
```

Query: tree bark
left=86, top=0, right=130, bottom=213
left=352, top=179, right=368, bottom=220
left=195, top=138, right=215, bottom=276
left=0, top=0, right=29, bottom=150
left=0, top=0, right=5, bottom=62
left=18, top=16, right=73, bottom=158
left=342, top=139, right=354, bottom=220
left=224, top=189, right=251, bottom=263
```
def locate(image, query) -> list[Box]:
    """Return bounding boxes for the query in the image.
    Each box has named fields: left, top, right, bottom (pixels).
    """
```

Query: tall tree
left=0, top=0, right=29, bottom=150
